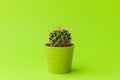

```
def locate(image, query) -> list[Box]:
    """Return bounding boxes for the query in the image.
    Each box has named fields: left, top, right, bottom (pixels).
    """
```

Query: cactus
left=46, top=27, right=72, bottom=47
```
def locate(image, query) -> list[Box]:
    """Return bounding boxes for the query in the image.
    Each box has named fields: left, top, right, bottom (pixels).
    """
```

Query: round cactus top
left=46, top=27, right=72, bottom=47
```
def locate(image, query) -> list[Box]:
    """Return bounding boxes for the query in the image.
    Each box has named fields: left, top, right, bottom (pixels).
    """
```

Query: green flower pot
left=45, top=45, right=74, bottom=74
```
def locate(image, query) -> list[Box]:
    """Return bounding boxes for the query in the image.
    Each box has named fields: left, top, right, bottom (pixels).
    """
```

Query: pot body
left=45, top=45, right=74, bottom=74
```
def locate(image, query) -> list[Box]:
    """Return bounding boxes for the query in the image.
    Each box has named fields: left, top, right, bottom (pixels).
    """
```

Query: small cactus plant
left=46, top=27, right=72, bottom=47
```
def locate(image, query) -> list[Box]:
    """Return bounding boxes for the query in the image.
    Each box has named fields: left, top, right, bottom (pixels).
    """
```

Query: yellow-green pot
left=45, top=45, right=74, bottom=74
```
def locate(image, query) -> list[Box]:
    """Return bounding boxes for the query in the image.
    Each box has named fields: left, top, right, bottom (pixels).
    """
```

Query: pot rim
left=45, top=43, right=74, bottom=48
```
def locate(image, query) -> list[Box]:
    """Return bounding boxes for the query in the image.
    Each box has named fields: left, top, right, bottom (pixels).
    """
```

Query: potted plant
left=45, top=27, right=74, bottom=74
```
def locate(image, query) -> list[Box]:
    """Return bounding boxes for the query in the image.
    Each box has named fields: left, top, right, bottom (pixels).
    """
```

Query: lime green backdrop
left=0, top=0, right=120, bottom=80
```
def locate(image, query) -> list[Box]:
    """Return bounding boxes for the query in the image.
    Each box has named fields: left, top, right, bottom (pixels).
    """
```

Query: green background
left=0, top=0, right=120, bottom=80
